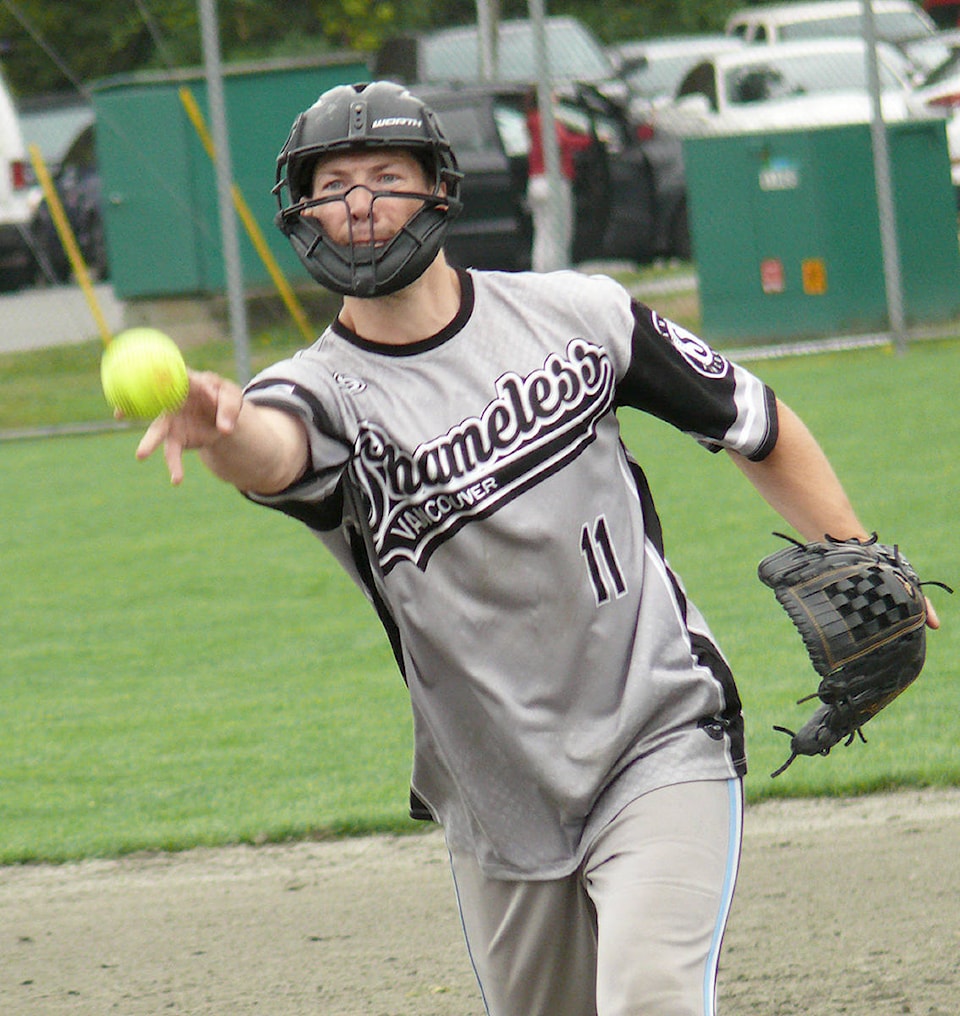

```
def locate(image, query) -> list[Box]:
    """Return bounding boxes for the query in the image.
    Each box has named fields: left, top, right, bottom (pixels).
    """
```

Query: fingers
left=136, top=413, right=172, bottom=462
left=135, top=413, right=186, bottom=484
left=925, top=597, right=940, bottom=631
left=133, top=369, right=241, bottom=484
left=164, top=434, right=187, bottom=486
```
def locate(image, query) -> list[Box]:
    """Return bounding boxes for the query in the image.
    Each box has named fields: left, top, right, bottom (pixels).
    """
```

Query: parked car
left=30, top=120, right=108, bottom=282
left=656, top=37, right=923, bottom=137
left=910, top=28, right=960, bottom=187
left=725, top=0, right=937, bottom=46
left=412, top=82, right=690, bottom=270
left=0, top=64, right=37, bottom=291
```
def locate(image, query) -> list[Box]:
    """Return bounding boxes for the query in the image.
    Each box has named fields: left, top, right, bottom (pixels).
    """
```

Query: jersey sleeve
left=614, top=301, right=778, bottom=461
left=239, top=351, right=353, bottom=527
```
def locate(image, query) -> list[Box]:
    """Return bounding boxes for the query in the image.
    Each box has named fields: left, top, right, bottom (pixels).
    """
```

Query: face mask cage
left=274, top=150, right=463, bottom=297
left=280, top=181, right=451, bottom=236
left=294, top=186, right=446, bottom=264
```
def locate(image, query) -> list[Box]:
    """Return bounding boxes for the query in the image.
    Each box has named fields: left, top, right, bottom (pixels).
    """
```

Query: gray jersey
left=244, top=268, right=777, bottom=879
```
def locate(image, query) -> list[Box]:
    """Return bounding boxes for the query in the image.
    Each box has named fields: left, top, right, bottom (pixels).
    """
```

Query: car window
left=17, top=104, right=93, bottom=171
left=729, top=66, right=786, bottom=103
left=493, top=104, right=529, bottom=157
left=432, top=103, right=495, bottom=154
left=677, top=62, right=720, bottom=109
left=553, top=100, right=616, bottom=143
left=61, top=125, right=95, bottom=171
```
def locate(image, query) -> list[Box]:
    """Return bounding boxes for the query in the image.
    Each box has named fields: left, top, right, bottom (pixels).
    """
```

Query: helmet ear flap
left=292, top=157, right=318, bottom=205
left=276, top=113, right=310, bottom=203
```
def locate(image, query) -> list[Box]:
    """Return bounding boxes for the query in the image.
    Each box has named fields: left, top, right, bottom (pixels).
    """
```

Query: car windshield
left=724, top=50, right=902, bottom=104
left=779, top=11, right=933, bottom=44
left=422, top=21, right=612, bottom=82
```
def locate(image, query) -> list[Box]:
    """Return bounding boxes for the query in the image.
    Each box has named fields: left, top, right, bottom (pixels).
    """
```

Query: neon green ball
left=101, top=328, right=189, bottom=420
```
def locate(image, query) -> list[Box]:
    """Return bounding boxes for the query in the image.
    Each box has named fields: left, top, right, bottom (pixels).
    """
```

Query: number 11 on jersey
left=581, top=515, right=627, bottom=606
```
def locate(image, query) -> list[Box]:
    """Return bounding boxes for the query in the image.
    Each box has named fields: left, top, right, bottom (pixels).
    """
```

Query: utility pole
left=198, top=0, right=251, bottom=382
left=862, top=0, right=907, bottom=353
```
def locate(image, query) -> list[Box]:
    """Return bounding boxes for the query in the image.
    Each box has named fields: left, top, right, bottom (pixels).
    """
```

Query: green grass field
left=1, top=311, right=958, bottom=863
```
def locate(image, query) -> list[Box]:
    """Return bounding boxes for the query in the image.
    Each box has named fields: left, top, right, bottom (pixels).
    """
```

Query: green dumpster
left=684, top=120, right=960, bottom=344
left=90, top=54, right=367, bottom=300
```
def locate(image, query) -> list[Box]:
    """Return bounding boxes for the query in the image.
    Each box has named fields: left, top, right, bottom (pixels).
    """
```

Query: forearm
left=729, top=399, right=869, bottom=543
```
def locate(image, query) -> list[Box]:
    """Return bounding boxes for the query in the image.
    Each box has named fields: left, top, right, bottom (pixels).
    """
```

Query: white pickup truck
left=0, top=64, right=36, bottom=290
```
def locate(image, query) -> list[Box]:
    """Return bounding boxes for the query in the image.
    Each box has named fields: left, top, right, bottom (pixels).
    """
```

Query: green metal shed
left=89, top=53, right=368, bottom=300
left=684, top=119, right=960, bottom=344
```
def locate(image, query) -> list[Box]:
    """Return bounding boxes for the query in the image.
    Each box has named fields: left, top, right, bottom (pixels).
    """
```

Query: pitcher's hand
left=134, top=370, right=244, bottom=485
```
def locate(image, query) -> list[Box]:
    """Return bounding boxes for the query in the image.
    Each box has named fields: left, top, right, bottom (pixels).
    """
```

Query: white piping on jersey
left=725, top=363, right=774, bottom=458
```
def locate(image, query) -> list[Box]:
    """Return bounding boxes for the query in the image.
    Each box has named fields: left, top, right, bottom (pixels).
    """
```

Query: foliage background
left=0, top=0, right=746, bottom=99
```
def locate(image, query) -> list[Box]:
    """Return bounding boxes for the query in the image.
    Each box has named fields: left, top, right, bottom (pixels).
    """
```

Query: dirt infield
left=2, top=787, right=959, bottom=1016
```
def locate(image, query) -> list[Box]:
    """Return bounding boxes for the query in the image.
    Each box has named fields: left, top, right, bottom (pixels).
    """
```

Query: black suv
left=415, top=82, right=689, bottom=272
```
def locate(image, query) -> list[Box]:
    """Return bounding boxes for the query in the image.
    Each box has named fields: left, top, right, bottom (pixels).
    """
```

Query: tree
left=0, top=0, right=337, bottom=97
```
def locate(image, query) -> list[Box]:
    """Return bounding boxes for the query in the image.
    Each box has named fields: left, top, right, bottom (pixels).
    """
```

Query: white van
left=725, top=1, right=937, bottom=46
left=0, top=65, right=36, bottom=289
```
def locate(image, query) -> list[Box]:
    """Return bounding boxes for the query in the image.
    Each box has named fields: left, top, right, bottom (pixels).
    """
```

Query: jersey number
left=580, top=516, right=627, bottom=606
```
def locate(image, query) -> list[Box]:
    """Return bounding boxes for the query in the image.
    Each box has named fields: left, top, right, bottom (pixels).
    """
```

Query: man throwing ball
left=136, top=81, right=939, bottom=1015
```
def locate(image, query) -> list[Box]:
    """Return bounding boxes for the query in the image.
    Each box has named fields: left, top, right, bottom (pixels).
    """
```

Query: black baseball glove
left=758, top=533, right=950, bottom=778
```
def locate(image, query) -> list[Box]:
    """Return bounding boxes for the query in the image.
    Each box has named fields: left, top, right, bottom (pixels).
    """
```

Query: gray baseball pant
left=447, top=778, right=743, bottom=1016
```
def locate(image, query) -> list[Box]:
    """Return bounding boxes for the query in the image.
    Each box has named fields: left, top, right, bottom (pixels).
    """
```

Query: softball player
left=138, top=81, right=872, bottom=1015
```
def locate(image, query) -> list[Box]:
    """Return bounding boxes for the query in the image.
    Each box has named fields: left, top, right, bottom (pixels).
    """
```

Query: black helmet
left=274, top=81, right=463, bottom=297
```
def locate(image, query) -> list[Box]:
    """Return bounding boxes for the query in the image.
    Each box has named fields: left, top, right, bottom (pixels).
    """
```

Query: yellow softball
left=101, top=328, right=189, bottom=420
